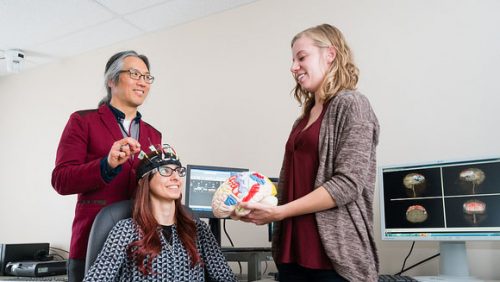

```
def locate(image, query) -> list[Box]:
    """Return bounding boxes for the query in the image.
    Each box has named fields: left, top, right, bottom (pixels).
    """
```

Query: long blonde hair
left=291, top=24, right=359, bottom=115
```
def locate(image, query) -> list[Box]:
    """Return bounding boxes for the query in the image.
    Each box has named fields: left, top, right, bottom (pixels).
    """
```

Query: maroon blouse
left=277, top=103, right=332, bottom=269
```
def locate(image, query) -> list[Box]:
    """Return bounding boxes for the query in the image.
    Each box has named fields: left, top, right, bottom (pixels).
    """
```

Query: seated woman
left=84, top=144, right=236, bottom=282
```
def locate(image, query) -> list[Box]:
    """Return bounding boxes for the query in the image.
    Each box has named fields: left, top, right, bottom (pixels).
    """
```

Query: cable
left=397, top=253, right=440, bottom=275
left=263, top=260, right=268, bottom=275
left=223, top=218, right=235, bottom=247
left=50, top=247, right=69, bottom=254
left=49, top=247, right=69, bottom=261
left=223, top=219, right=242, bottom=276
left=399, top=241, right=415, bottom=274
left=395, top=241, right=440, bottom=275
left=50, top=253, right=66, bottom=260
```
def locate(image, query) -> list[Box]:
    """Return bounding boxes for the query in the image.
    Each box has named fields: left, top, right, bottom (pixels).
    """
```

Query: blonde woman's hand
left=239, top=202, right=284, bottom=225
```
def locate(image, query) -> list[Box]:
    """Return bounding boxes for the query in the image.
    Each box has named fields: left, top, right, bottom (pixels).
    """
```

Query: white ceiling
left=0, top=0, right=258, bottom=76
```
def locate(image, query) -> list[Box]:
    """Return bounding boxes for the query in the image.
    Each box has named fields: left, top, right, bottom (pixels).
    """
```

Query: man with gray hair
left=52, top=50, right=161, bottom=282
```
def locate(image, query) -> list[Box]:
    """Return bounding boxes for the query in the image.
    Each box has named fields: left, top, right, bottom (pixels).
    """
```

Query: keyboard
left=378, top=274, right=419, bottom=281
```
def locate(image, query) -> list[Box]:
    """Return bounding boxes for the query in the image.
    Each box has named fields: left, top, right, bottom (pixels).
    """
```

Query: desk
left=222, top=247, right=272, bottom=282
left=0, top=276, right=67, bottom=281
left=414, top=276, right=499, bottom=282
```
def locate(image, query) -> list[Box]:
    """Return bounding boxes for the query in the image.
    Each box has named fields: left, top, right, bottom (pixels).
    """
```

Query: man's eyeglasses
left=156, top=166, right=186, bottom=177
left=119, top=69, right=155, bottom=84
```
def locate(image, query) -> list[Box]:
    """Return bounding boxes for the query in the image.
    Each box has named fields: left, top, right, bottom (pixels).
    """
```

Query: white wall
left=1, top=0, right=499, bottom=279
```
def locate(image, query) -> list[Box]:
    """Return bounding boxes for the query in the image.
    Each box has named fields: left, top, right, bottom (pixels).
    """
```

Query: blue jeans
left=277, top=263, right=347, bottom=282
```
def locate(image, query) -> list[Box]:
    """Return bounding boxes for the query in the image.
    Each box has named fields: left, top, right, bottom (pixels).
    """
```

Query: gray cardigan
left=273, top=90, right=380, bottom=281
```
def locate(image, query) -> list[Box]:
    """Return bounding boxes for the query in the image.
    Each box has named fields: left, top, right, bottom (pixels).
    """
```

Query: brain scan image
left=406, top=205, right=428, bottom=223
left=459, top=168, right=485, bottom=194
left=403, top=173, right=426, bottom=198
left=463, top=199, right=487, bottom=225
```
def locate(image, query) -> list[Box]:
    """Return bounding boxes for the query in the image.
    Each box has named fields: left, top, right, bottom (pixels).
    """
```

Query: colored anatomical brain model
left=212, top=171, right=278, bottom=218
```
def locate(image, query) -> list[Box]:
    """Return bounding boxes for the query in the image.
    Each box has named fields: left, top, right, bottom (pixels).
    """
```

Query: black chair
left=84, top=200, right=132, bottom=273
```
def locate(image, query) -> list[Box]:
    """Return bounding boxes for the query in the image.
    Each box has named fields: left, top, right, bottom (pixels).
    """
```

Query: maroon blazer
left=51, top=104, right=161, bottom=259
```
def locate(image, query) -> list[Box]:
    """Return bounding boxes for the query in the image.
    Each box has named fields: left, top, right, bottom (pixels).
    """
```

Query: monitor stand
left=414, top=241, right=482, bottom=282
left=440, top=241, right=469, bottom=277
left=209, top=218, right=222, bottom=245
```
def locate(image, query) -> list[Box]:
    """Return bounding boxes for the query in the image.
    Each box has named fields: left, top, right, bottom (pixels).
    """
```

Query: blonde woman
left=240, top=24, right=380, bottom=281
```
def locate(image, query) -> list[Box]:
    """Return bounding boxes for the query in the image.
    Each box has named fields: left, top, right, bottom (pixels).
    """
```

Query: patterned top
left=84, top=218, right=237, bottom=282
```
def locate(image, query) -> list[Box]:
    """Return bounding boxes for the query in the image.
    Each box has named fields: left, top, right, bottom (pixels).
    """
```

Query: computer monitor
left=379, top=157, right=500, bottom=279
left=268, top=177, right=279, bottom=242
left=184, top=164, right=248, bottom=244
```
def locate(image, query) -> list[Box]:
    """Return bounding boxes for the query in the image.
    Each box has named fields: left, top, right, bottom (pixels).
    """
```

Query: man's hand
left=107, top=137, right=141, bottom=168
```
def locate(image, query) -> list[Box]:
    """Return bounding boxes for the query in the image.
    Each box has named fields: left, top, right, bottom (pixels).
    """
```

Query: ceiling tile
left=95, top=0, right=171, bottom=15
left=124, top=0, right=257, bottom=32
left=34, top=18, right=143, bottom=58
left=0, top=0, right=114, bottom=51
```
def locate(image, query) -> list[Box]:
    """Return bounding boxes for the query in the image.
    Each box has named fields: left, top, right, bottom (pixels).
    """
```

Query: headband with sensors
left=136, top=144, right=181, bottom=180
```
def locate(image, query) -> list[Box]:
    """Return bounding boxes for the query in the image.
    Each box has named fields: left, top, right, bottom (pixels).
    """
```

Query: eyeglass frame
left=155, top=166, right=187, bottom=177
left=119, top=68, right=155, bottom=84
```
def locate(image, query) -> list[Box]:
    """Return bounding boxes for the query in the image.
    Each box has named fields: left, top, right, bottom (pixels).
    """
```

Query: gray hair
left=98, top=50, right=150, bottom=107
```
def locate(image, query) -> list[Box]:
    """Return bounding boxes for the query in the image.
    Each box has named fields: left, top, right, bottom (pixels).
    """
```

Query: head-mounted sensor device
left=136, top=144, right=182, bottom=180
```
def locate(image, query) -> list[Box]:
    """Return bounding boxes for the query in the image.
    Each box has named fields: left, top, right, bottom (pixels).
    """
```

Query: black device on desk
left=0, top=243, right=66, bottom=278
left=0, top=244, right=50, bottom=276
left=0, top=276, right=67, bottom=281
left=4, top=261, right=66, bottom=278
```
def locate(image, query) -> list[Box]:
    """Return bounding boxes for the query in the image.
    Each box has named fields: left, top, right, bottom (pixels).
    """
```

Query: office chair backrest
left=84, top=200, right=132, bottom=273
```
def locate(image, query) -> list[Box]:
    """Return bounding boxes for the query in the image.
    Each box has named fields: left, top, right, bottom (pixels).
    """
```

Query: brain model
left=212, top=171, right=278, bottom=218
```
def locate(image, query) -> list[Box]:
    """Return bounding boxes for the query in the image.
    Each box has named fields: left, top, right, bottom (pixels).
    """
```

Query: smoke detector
left=0, top=49, right=25, bottom=74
